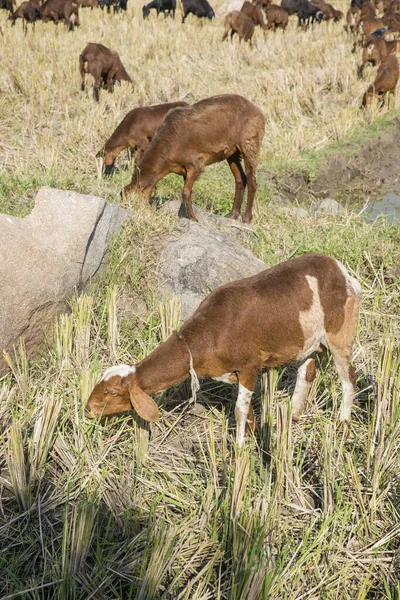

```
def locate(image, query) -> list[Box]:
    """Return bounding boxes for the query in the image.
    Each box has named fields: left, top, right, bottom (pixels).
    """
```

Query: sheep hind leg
left=227, top=152, right=247, bottom=220
left=291, top=358, right=316, bottom=421
left=325, top=295, right=359, bottom=422
left=242, top=155, right=258, bottom=224
left=235, top=368, right=258, bottom=447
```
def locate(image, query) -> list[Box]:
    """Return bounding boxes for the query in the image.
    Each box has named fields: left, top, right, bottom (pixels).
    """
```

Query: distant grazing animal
left=384, top=0, right=400, bottom=11
left=0, top=0, right=13, bottom=13
left=142, top=0, right=176, bottom=17
left=312, top=1, right=343, bottom=21
left=86, top=254, right=361, bottom=448
left=354, top=16, right=386, bottom=48
left=9, top=0, right=41, bottom=31
left=240, top=0, right=266, bottom=26
left=361, top=1, right=377, bottom=16
left=181, top=0, right=215, bottom=22
left=79, top=43, right=132, bottom=102
left=77, top=0, right=98, bottom=9
left=346, top=5, right=360, bottom=32
left=41, top=0, right=79, bottom=29
left=297, top=1, right=323, bottom=28
left=280, top=0, right=303, bottom=15
left=98, top=101, right=189, bottom=175
left=359, top=36, right=399, bottom=76
left=382, top=11, right=400, bottom=30
left=362, top=53, right=399, bottom=105
left=264, top=3, right=289, bottom=29
left=222, top=10, right=255, bottom=41
left=124, top=94, right=265, bottom=223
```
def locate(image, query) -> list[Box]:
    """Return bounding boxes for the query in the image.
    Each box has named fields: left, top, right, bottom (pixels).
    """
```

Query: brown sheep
left=41, top=0, right=79, bottom=29
left=314, top=1, right=343, bottom=21
left=241, top=0, right=266, bottom=26
left=359, top=36, right=400, bottom=76
left=384, top=0, right=400, bottom=12
left=222, top=10, right=255, bottom=42
left=77, top=0, right=98, bottom=8
left=79, top=43, right=132, bottom=102
left=361, top=1, right=377, bottom=17
left=353, top=16, right=386, bottom=48
left=86, top=254, right=361, bottom=447
left=264, top=3, right=289, bottom=29
left=382, top=11, right=400, bottom=29
left=98, top=101, right=189, bottom=175
left=346, top=4, right=360, bottom=32
left=124, top=94, right=265, bottom=224
left=362, top=53, right=399, bottom=105
left=9, top=0, right=41, bottom=31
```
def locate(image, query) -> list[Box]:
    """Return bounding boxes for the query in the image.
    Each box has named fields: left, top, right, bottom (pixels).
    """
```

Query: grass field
left=1, top=1, right=400, bottom=598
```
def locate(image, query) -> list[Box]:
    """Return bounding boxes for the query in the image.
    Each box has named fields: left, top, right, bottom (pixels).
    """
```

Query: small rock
left=287, top=206, right=310, bottom=219
left=311, top=198, right=345, bottom=216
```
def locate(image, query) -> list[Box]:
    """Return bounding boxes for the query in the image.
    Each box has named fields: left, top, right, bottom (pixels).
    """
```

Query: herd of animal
left=1, top=0, right=394, bottom=442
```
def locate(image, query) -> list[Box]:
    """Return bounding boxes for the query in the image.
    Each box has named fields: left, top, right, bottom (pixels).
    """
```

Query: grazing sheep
left=346, top=4, right=360, bottom=32
left=264, top=3, right=289, bottom=29
left=9, top=0, right=42, bottom=31
left=142, top=0, right=176, bottom=18
left=181, top=0, right=215, bottom=22
left=312, top=1, right=343, bottom=21
left=79, top=43, right=132, bottom=102
left=77, top=0, right=99, bottom=9
left=124, top=94, right=265, bottom=224
left=362, top=53, right=399, bottom=105
left=241, top=0, right=266, bottom=26
left=354, top=16, right=386, bottom=48
left=222, top=10, right=255, bottom=41
left=41, top=0, right=79, bottom=29
left=359, top=36, right=399, bottom=76
left=361, top=1, right=377, bottom=17
left=98, top=101, right=189, bottom=175
left=86, top=253, right=361, bottom=447
left=0, top=0, right=14, bottom=13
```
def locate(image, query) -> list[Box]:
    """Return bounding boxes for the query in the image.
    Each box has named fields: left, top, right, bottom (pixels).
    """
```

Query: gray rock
left=0, top=187, right=130, bottom=375
left=311, top=198, right=345, bottom=216
left=288, top=206, right=310, bottom=219
left=158, top=219, right=266, bottom=321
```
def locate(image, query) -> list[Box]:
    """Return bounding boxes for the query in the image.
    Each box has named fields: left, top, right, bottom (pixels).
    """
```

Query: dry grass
left=1, top=1, right=400, bottom=598
left=0, top=0, right=397, bottom=215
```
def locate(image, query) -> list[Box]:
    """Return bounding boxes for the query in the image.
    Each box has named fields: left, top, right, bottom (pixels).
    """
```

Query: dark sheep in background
left=181, top=0, right=215, bottom=22
left=142, top=0, right=175, bottom=17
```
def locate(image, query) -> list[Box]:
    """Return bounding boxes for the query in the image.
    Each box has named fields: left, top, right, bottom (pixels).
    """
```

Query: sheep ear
left=129, top=386, right=160, bottom=422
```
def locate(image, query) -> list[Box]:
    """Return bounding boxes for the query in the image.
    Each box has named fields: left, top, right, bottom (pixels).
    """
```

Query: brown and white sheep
left=79, top=43, right=132, bottom=102
left=98, top=101, right=189, bottom=175
left=124, top=94, right=265, bottom=223
left=86, top=253, right=361, bottom=447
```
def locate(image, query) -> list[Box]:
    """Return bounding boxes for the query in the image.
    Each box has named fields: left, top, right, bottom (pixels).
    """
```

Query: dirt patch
left=271, top=117, right=400, bottom=206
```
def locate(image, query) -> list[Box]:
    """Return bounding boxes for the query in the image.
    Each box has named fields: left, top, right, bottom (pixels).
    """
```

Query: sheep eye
left=106, top=389, right=117, bottom=396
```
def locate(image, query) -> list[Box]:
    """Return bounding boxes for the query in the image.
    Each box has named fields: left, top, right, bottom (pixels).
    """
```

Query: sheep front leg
left=181, top=166, right=200, bottom=221
left=235, top=368, right=258, bottom=447
left=291, top=358, right=316, bottom=421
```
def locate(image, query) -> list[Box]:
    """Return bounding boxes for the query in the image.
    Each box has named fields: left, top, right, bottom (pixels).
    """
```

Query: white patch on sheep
left=213, top=373, right=235, bottom=384
left=102, top=364, right=136, bottom=381
left=235, top=384, right=253, bottom=447
left=297, top=275, right=326, bottom=361
left=335, top=259, right=362, bottom=297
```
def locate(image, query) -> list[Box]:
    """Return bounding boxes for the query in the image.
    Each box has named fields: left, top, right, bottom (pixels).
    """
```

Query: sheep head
left=86, top=365, right=160, bottom=422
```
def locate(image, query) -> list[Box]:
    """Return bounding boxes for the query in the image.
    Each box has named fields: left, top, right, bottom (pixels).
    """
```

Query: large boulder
left=216, top=0, right=244, bottom=16
left=0, top=187, right=130, bottom=375
left=158, top=219, right=266, bottom=321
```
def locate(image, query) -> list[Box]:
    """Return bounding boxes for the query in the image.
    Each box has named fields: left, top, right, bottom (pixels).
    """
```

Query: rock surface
left=216, top=0, right=244, bottom=16
left=311, top=198, right=345, bottom=216
left=0, top=187, right=130, bottom=375
left=158, top=219, right=266, bottom=321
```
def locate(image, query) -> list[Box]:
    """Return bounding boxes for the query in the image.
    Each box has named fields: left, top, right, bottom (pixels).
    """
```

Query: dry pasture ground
left=0, top=1, right=400, bottom=599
